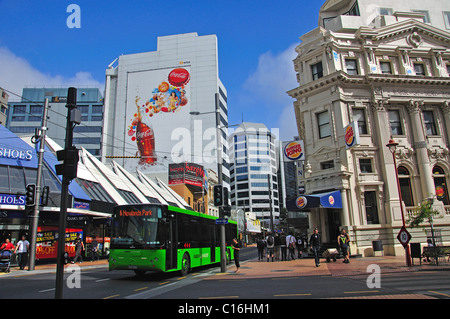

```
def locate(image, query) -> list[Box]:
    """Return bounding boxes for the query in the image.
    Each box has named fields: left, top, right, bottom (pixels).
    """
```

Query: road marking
left=39, top=288, right=56, bottom=293
left=428, top=290, right=450, bottom=298
left=103, top=294, right=120, bottom=299
left=344, top=290, right=379, bottom=294
left=134, top=287, right=148, bottom=292
left=159, top=281, right=170, bottom=285
left=199, top=296, right=239, bottom=299
left=274, top=293, right=312, bottom=297
left=177, top=276, right=186, bottom=280
left=95, top=278, right=110, bottom=282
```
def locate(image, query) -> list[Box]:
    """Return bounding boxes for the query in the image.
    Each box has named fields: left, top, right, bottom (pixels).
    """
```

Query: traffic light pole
left=29, top=98, right=49, bottom=271
left=55, top=88, right=78, bottom=299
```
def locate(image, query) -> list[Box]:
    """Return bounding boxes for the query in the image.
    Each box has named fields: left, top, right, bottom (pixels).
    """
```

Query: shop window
left=364, top=191, right=380, bottom=224
left=433, top=165, right=449, bottom=205
left=398, top=166, right=415, bottom=207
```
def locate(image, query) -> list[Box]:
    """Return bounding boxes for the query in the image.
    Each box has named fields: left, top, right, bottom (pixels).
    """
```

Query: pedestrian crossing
left=348, top=270, right=450, bottom=299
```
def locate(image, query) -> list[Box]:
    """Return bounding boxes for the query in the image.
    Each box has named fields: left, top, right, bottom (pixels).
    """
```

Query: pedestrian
left=256, top=235, right=265, bottom=261
left=338, top=229, right=350, bottom=263
left=232, top=237, right=242, bottom=273
left=274, top=233, right=281, bottom=261
left=280, top=232, right=287, bottom=261
left=296, top=233, right=303, bottom=259
left=265, top=232, right=275, bottom=262
left=286, top=232, right=296, bottom=260
left=14, top=235, right=29, bottom=270
left=91, top=236, right=99, bottom=262
left=0, top=238, right=15, bottom=252
left=72, top=233, right=85, bottom=264
left=309, top=228, right=321, bottom=267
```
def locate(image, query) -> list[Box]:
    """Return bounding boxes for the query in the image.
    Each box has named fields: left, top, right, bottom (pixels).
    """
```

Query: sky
left=0, top=0, right=324, bottom=141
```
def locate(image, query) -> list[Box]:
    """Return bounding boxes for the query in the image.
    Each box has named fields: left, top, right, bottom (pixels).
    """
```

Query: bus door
left=209, top=224, right=216, bottom=263
left=165, top=217, right=177, bottom=270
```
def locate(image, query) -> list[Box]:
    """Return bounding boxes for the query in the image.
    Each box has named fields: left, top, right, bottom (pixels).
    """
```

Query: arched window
left=398, top=166, right=415, bottom=207
left=433, top=165, right=449, bottom=205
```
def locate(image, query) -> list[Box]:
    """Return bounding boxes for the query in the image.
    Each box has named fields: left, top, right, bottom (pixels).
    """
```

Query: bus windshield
left=111, top=205, right=164, bottom=249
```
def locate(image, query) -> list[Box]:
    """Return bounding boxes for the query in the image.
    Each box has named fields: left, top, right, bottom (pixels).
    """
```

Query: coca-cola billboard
left=125, top=66, right=191, bottom=173
left=168, top=162, right=205, bottom=188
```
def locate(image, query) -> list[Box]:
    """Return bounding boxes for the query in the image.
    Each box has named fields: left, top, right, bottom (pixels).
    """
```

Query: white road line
left=39, top=288, right=56, bottom=293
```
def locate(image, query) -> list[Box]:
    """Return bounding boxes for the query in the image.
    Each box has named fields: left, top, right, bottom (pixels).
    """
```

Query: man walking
left=14, top=235, right=29, bottom=270
left=309, top=228, right=321, bottom=267
left=286, top=232, right=296, bottom=260
left=266, top=232, right=274, bottom=262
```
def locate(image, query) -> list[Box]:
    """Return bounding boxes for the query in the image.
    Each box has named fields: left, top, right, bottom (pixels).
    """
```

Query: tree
left=408, top=199, right=440, bottom=264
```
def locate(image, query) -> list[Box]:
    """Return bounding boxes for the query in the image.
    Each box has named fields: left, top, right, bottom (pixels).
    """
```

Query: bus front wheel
left=181, top=253, right=190, bottom=276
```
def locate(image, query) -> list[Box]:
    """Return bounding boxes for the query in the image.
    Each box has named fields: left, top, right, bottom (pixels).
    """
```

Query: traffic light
left=25, top=184, right=36, bottom=206
left=213, top=184, right=223, bottom=207
left=55, top=147, right=79, bottom=180
left=223, top=205, right=231, bottom=217
left=223, top=187, right=229, bottom=205
left=41, top=186, right=49, bottom=206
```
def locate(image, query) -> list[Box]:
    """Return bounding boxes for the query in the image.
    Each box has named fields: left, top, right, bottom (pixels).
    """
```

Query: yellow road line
left=274, top=293, right=312, bottom=297
left=103, top=294, right=120, bottom=299
left=199, top=296, right=239, bottom=299
left=134, top=287, right=148, bottom=292
left=428, top=290, right=450, bottom=298
left=159, top=281, right=170, bottom=285
left=344, top=290, right=379, bottom=294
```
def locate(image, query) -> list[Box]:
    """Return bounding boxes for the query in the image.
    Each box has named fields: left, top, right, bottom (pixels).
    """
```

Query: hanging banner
left=344, top=121, right=360, bottom=149
left=283, top=140, right=305, bottom=162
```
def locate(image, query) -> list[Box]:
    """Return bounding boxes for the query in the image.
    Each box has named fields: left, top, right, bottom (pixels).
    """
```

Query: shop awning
left=286, top=190, right=343, bottom=211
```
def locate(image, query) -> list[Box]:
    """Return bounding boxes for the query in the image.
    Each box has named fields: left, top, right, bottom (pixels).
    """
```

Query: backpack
left=267, top=236, right=274, bottom=246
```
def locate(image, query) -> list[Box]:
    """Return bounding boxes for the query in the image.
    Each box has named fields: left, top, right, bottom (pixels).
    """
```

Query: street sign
left=397, top=226, right=412, bottom=247
left=215, top=218, right=228, bottom=225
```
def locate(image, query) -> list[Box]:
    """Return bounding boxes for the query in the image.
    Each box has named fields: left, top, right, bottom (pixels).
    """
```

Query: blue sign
left=0, top=194, right=26, bottom=206
left=215, top=218, right=228, bottom=225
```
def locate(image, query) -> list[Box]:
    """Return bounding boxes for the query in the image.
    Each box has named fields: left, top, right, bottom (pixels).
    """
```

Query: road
left=1, top=247, right=450, bottom=302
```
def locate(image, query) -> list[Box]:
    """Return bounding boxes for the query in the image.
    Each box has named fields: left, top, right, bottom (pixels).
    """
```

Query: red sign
left=36, top=226, right=82, bottom=259
left=397, top=226, right=412, bottom=248
left=168, top=68, right=190, bottom=87
left=168, top=162, right=205, bottom=187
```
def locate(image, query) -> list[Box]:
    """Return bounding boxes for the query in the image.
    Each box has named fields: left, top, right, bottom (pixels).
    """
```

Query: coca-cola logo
left=168, top=68, right=190, bottom=87
left=136, top=129, right=153, bottom=139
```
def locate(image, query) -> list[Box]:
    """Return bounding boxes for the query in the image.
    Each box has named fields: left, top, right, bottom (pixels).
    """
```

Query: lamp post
left=386, top=137, right=412, bottom=267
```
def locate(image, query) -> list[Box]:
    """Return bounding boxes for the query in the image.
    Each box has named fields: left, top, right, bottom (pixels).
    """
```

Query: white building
left=228, top=123, right=279, bottom=228
left=102, top=33, right=229, bottom=187
left=287, top=0, right=450, bottom=256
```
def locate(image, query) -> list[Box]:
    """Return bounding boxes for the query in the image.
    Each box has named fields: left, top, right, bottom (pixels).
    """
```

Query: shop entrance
left=326, top=209, right=341, bottom=245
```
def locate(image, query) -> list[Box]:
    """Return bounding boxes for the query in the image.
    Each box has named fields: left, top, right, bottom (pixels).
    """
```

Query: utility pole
left=55, top=87, right=81, bottom=299
left=215, top=93, right=227, bottom=273
left=268, top=174, right=274, bottom=233
left=28, top=98, right=50, bottom=271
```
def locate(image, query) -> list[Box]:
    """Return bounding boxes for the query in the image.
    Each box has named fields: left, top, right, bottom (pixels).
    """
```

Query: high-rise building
left=228, top=123, right=279, bottom=228
left=287, top=0, right=450, bottom=256
left=7, top=87, right=104, bottom=157
left=102, top=33, right=229, bottom=187
left=0, top=87, right=8, bottom=126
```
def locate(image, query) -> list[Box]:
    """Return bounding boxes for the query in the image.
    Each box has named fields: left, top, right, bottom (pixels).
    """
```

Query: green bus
left=109, top=203, right=238, bottom=276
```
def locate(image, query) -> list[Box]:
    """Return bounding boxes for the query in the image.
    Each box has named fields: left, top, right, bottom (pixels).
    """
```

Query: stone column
left=439, top=101, right=450, bottom=145
left=406, top=100, right=436, bottom=200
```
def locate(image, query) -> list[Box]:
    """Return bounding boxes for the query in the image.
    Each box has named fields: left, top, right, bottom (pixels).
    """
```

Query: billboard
left=125, top=66, right=191, bottom=173
left=168, top=162, right=205, bottom=188
left=344, top=121, right=360, bottom=149
left=283, top=140, right=305, bottom=162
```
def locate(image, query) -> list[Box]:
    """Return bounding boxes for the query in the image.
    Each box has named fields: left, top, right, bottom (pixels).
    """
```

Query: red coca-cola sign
left=168, top=68, right=190, bottom=87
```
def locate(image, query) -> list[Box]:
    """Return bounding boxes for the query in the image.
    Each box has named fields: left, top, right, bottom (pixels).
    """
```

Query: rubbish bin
left=372, top=240, right=383, bottom=256
left=410, top=243, right=422, bottom=265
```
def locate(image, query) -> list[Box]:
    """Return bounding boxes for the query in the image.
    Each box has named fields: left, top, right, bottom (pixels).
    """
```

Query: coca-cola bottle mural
left=127, top=67, right=190, bottom=168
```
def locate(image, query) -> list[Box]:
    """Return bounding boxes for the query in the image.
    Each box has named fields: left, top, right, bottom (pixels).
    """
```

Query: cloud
left=242, top=43, right=299, bottom=141
left=243, top=43, right=299, bottom=104
left=0, top=46, right=104, bottom=99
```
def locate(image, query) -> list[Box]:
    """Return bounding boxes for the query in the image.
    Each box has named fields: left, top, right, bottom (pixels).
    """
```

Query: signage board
left=283, top=140, right=305, bottom=162
left=344, top=121, right=360, bottom=149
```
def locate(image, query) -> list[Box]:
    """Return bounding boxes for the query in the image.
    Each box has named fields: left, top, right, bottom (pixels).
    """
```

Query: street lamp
left=386, top=137, right=412, bottom=267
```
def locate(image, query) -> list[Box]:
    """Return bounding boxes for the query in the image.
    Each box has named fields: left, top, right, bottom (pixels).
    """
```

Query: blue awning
left=287, top=190, right=343, bottom=211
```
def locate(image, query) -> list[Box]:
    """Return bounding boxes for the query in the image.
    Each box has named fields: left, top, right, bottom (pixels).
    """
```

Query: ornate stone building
left=287, top=0, right=450, bottom=256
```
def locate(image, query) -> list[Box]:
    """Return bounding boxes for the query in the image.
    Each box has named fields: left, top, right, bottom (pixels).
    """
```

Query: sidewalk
left=207, top=255, right=450, bottom=280
left=0, top=259, right=109, bottom=277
